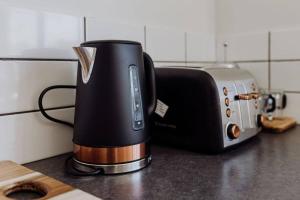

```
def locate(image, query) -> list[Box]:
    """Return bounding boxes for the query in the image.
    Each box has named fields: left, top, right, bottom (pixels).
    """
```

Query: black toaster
left=152, top=65, right=263, bottom=153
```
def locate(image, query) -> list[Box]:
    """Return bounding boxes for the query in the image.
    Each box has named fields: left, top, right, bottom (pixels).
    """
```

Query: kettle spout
left=73, top=47, right=97, bottom=84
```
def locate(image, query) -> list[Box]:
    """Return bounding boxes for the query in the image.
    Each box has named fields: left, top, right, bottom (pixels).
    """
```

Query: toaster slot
left=243, top=80, right=260, bottom=128
left=234, top=81, right=252, bottom=129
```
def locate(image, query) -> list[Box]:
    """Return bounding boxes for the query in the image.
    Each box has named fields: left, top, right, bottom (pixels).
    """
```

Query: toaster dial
left=226, top=108, right=232, bottom=118
left=223, top=87, right=228, bottom=96
left=225, top=97, right=230, bottom=106
left=227, top=124, right=240, bottom=140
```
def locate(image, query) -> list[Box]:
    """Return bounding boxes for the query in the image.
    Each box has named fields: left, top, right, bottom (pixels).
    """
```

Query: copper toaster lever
left=250, top=92, right=260, bottom=99
left=236, top=93, right=253, bottom=100
left=236, top=92, right=260, bottom=101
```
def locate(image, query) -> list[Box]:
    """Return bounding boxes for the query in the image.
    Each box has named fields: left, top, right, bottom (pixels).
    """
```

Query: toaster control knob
left=225, top=98, right=230, bottom=106
left=226, top=108, right=231, bottom=117
left=223, top=87, right=228, bottom=96
left=227, top=124, right=240, bottom=139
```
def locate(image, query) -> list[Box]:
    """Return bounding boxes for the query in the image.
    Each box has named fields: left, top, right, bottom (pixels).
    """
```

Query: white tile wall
left=0, top=108, right=74, bottom=164
left=238, top=62, right=269, bottom=89
left=86, top=18, right=145, bottom=48
left=186, top=32, right=215, bottom=62
left=283, top=93, right=300, bottom=123
left=146, top=26, right=185, bottom=62
left=0, top=61, right=77, bottom=114
left=0, top=6, right=81, bottom=164
left=0, top=6, right=84, bottom=59
left=271, top=29, right=300, bottom=60
left=217, top=32, right=268, bottom=61
left=216, top=29, right=300, bottom=124
left=271, top=62, right=300, bottom=91
left=216, top=36, right=226, bottom=62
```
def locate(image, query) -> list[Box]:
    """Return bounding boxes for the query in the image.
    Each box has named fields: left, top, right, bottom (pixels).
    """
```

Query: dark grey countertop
left=25, top=126, right=300, bottom=200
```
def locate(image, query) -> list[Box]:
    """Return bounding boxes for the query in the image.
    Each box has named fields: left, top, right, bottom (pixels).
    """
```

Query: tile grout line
left=144, top=26, right=147, bottom=51
left=2, top=58, right=300, bottom=64
left=0, top=58, right=78, bottom=62
left=228, top=59, right=300, bottom=63
left=184, top=32, right=187, bottom=65
left=154, top=60, right=216, bottom=64
left=285, top=91, right=300, bottom=94
left=83, top=16, right=87, bottom=42
left=269, top=59, right=300, bottom=62
left=233, top=60, right=269, bottom=63
left=268, top=31, right=271, bottom=90
left=0, top=105, right=75, bottom=117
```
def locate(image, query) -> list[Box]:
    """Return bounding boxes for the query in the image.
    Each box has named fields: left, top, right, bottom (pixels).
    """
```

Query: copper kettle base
left=72, top=156, right=152, bottom=174
left=72, top=143, right=151, bottom=174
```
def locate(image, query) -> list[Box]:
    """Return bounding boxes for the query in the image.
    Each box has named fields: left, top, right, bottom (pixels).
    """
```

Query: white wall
left=0, top=6, right=82, bottom=164
left=0, top=0, right=215, bottom=33
left=216, top=0, right=300, bottom=35
left=0, top=0, right=216, bottom=64
left=215, top=0, right=300, bottom=122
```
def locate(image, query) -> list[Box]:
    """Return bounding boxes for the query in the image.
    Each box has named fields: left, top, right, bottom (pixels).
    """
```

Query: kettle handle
left=143, top=52, right=157, bottom=115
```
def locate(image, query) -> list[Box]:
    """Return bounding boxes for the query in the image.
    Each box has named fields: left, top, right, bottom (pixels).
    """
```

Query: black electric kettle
left=39, top=40, right=156, bottom=175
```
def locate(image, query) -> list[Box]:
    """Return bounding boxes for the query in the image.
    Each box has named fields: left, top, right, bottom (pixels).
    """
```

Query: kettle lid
left=81, top=40, right=141, bottom=47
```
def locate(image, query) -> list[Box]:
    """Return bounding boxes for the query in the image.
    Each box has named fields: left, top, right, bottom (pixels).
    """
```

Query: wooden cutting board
left=0, top=161, right=101, bottom=200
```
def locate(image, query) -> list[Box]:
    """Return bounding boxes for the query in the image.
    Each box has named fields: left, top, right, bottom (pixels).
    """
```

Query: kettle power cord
left=38, top=85, right=76, bottom=128
left=38, top=85, right=103, bottom=176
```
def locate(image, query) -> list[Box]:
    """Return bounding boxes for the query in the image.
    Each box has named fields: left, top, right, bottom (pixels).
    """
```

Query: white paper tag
left=155, top=99, right=169, bottom=118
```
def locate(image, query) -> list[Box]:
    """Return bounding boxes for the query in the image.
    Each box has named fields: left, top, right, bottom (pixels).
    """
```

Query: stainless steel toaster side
left=152, top=65, right=262, bottom=153
left=204, top=67, right=262, bottom=148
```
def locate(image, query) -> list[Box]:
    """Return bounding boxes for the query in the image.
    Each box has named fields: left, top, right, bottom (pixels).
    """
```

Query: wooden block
left=0, top=161, right=101, bottom=200
left=262, top=116, right=297, bottom=133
